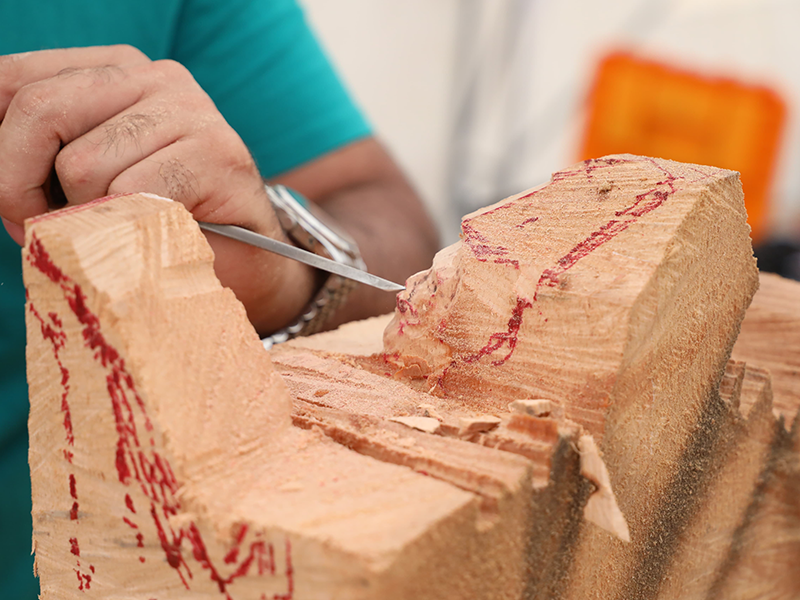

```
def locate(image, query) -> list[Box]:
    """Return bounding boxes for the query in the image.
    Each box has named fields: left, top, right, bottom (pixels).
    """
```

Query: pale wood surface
left=655, top=362, right=778, bottom=600
left=719, top=273, right=800, bottom=600
left=732, top=272, right=800, bottom=421
left=382, top=155, right=759, bottom=599
left=25, top=155, right=798, bottom=599
left=24, top=195, right=529, bottom=600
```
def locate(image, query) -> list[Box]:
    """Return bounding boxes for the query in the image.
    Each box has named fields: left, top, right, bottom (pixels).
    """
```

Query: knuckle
left=54, top=146, right=93, bottom=188
left=200, top=125, right=250, bottom=170
left=10, top=82, right=53, bottom=120
left=153, top=59, right=193, bottom=83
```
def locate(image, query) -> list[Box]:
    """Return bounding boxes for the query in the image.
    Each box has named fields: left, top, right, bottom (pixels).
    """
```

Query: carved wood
left=24, top=155, right=799, bottom=599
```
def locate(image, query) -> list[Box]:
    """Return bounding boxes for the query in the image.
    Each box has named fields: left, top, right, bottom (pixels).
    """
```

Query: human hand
left=0, top=45, right=315, bottom=334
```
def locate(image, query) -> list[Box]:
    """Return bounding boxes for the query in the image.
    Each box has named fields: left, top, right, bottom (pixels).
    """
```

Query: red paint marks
left=396, top=284, right=425, bottom=336
left=224, top=524, right=249, bottom=564
left=462, top=221, right=519, bottom=269
left=149, top=503, right=189, bottom=585
left=537, top=218, right=632, bottom=290
left=27, top=300, right=72, bottom=448
left=267, top=544, right=276, bottom=577
left=28, top=231, right=295, bottom=598
left=186, top=524, right=292, bottom=599
left=537, top=173, right=676, bottom=293
left=28, top=235, right=68, bottom=284
left=69, top=474, right=79, bottom=516
left=515, top=216, right=539, bottom=229
left=62, top=407, right=74, bottom=448
left=583, top=156, right=627, bottom=179
left=396, top=297, right=418, bottom=317
left=435, top=158, right=678, bottom=383
left=462, top=296, right=533, bottom=367
left=75, top=569, right=92, bottom=591
left=273, top=540, right=295, bottom=600
left=70, top=538, right=80, bottom=556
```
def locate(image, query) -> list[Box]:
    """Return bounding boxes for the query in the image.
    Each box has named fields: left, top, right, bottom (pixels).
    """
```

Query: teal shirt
left=0, top=1, right=370, bottom=596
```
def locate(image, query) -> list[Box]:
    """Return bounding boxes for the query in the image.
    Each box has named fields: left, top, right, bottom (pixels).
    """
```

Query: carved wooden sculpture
left=24, top=155, right=799, bottom=599
left=25, top=197, right=532, bottom=599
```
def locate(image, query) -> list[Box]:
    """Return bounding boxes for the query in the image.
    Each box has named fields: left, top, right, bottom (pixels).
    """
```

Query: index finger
left=0, top=45, right=150, bottom=120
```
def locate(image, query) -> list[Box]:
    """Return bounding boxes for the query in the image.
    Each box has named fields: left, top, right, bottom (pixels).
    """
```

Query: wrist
left=260, top=184, right=365, bottom=347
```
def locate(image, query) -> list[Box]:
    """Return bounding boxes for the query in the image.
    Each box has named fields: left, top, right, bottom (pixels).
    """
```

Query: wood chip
left=389, top=416, right=442, bottom=434
left=459, top=415, right=502, bottom=435
left=508, top=399, right=553, bottom=416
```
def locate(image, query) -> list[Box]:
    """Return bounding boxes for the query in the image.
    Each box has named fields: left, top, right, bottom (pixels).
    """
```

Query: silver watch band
left=261, top=185, right=365, bottom=349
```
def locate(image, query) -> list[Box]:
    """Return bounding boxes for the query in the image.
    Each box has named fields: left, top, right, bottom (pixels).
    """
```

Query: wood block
left=714, top=273, right=800, bottom=600
left=711, top=416, right=800, bottom=600
left=654, top=362, right=778, bottom=599
left=382, top=155, right=758, bottom=599
left=280, top=155, right=778, bottom=598
left=27, top=154, right=789, bottom=599
left=24, top=195, right=533, bottom=599
left=732, top=272, right=800, bottom=420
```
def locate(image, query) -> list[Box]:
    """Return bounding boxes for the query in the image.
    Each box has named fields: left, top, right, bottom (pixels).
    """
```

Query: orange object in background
left=579, top=52, right=786, bottom=243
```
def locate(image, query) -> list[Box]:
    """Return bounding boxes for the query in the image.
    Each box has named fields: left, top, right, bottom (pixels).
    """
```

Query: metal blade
left=198, top=222, right=405, bottom=292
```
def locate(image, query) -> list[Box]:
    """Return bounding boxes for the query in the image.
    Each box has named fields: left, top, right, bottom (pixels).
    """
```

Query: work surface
left=23, top=155, right=800, bottom=599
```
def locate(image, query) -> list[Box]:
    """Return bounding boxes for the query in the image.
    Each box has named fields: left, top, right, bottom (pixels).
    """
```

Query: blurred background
left=301, top=0, right=800, bottom=280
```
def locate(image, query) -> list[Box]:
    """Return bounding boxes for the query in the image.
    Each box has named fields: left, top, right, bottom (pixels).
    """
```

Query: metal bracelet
left=260, top=184, right=364, bottom=349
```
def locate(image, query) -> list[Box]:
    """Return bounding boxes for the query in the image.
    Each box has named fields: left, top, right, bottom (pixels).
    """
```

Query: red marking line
left=461, top=221, right=519, bottom=269
left=396, top=297, right=418, bottom=317
left=463, top=297, right=532, bottom=367
left=515, top=216, right=539, bottom=229
left=28, top=231, right=294, bottom=599
left=27, top=297, right=72, bottom=448
left=75, top=569, right=92, bottom=591
left=224, top=524, right=250, bottom=564
left=436, top=159, right=679, bottom=385
left=537, top=173, right=676, bottom=294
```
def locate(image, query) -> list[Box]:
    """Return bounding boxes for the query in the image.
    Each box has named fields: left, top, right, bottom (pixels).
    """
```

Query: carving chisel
left=198, top=221, right=405, bottom=292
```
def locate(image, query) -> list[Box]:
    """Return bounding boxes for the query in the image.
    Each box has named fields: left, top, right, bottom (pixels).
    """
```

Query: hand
left=0, top=45, right=315, bottom=334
